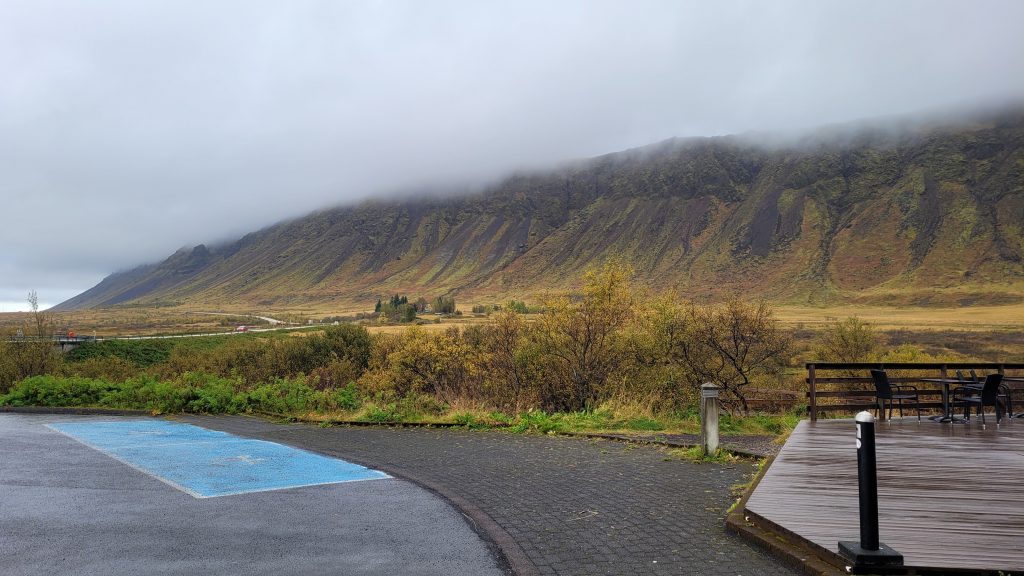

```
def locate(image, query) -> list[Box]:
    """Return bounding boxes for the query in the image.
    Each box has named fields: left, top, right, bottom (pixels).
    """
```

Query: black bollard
left=838, top=411, right=903, bottom=572
left=856, top=410, right=880, bottom=550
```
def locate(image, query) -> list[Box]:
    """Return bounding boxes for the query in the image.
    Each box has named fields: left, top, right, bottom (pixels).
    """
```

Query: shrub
left=364, top=403, right=403, bottom=423
left=814, top=317, right=879, bottom=362
left=67, top=339, right=173, bottom=367
left=245, top=376, right=324, bottom=414
left=331, top=382, right=362, bottom=411
left=509, top=410, right=562, bottom=434
left=0, top=339, right=63, bottom=392
left=1, top=375, right=116, bottom=407
left=506, top=300, right=529, bottom=314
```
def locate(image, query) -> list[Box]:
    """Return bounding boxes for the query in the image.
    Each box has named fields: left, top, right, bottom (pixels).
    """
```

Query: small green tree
left=814, top=316, right=879, bottom=363
left=433, top=296, right=456, bottom=314
left=506, top=300, right=529, bottom=314
left=400, top=304, right=417, bottom=322
left=378, top=299, right=417, bottom=323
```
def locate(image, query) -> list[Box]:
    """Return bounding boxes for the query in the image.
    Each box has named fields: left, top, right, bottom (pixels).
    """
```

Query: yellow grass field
left=774, top=303, right=1024, bottom=331
left=1, top=302, right=1021, bottom=337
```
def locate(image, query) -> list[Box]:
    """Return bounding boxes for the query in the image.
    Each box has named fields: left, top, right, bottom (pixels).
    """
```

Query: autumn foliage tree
left=480, top=310, right=534, bottom=412
left=535, top=260, right=635, bottom=411
left=815, top=316, right=879, bottom=363
left=674, top=299, right=791, bottom=414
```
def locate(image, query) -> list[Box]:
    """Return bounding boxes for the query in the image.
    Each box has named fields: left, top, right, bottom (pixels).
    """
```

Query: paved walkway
left=184, top=415, right=796, bottom=576
left=567, top=432, right=780, bottom=457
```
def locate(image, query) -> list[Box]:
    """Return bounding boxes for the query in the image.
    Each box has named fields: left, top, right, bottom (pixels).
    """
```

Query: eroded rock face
left=56, top=111, right=1024, bottom=310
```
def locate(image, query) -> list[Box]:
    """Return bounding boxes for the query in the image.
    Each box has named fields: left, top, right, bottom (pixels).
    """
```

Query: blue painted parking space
left=47, top=420, right=388, bottom=498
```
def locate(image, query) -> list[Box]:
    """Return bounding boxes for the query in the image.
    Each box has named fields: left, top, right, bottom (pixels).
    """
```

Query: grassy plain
left=4, top=298, right=1022, bottom=440
left=3, top=301, right=1024, bottom=338
left=774, top=303, right=1024, bottom=331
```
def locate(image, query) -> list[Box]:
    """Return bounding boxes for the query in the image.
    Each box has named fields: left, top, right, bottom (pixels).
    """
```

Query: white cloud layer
left=2, top=0, right=1024, bottom=310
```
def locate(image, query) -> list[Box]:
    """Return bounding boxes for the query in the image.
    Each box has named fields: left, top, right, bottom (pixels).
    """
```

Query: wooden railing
left=805, top=362, right=1024, bottom=421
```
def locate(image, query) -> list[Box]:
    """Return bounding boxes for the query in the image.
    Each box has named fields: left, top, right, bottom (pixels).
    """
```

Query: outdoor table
left=920, top=378, right=969, bottom=423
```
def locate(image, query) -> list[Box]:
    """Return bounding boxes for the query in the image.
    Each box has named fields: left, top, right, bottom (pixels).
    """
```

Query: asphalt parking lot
left=187, top=414, right=796, bottom=576
left=0, top=414, right=506, bottom=576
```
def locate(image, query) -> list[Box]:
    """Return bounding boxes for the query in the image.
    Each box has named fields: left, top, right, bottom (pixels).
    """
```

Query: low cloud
left=2, top=0, right=1023, bottom=309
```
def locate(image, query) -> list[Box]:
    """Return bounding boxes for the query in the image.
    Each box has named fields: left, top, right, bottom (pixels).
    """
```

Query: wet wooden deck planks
left=746, top=416, right=1024, bottom=573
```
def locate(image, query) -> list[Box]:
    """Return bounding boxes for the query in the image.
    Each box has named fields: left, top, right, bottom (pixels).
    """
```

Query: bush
left=95, top=375, right=184, bottom=412
left=509, top=410, right=562, bottom=434
left=67, top=339, right=173, bottom=367
left=1, top=375, right=116, bottom=407
left=364, top=403, right=403, bottom=423
left=63, top=355, right=139, bottom=382
left=331, top=382, right=362, bottom=411
left=245, top=376, right=325, bottom=414
left=814, top=317, right=879, bottom=362
left=506, top=300, right=529, bottom=314
left=186, top=377, right=242, bottom=414
left=0, top=372, right=355, bottom=416
left=0, top=339, right=63, bottom=392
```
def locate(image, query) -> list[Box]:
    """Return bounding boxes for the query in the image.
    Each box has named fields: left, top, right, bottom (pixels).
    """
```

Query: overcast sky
left=2, top=0, right=1023, bottom=310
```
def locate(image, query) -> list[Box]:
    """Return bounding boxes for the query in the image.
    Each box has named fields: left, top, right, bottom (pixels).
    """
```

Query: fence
left=805, top=362, right=1024, bottom=421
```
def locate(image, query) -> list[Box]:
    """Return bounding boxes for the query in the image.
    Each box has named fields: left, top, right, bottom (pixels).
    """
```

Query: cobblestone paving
left=184, top=416, right=796, bottom=576
left=567, top=432, right=781, bottom=457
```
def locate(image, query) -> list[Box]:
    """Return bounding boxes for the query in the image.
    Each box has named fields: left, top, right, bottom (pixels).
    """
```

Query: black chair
left=870, top=369, right=922, bottom=421
left=951, top=370, right=982, bottom=408
left=961, top=369, right=1015, bottom=417
left=962, top=373, right=1009, bottom=426
left=973, top=369, right=1014, bottom=416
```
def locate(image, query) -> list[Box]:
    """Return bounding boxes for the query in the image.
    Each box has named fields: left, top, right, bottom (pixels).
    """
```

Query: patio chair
left=952, top=370, right=982, bottom=407
left=870, top=369, right=922, bottom=421
left=962, top=373, right=1007, bottom=426
left=970, top=364, right=1011, bottom=414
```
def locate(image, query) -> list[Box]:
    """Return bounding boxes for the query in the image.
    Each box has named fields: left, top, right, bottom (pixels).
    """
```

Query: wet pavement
left=184, top=414, right=798, bottom=576
left=0, top=414, right=506, bottom=576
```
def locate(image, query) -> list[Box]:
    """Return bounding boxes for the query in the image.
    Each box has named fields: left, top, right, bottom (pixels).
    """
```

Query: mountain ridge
left=55, top=109, right=1024, bottom=311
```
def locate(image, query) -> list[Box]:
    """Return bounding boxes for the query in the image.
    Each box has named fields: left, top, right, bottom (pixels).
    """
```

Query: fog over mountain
left=2, top=0, right=1024, bottom=310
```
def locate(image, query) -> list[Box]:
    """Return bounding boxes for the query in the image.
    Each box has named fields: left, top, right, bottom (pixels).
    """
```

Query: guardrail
left=805, top=362, right=1024, bottom=421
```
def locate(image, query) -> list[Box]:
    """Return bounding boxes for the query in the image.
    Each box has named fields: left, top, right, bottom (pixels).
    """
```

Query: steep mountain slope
left=56, top=110, right=1024, bottom=311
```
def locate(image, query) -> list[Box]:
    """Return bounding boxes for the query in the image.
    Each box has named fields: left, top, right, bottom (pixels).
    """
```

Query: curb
left=351, top=457, right=536, bottom=576
left=0, top=406, right=152, bottom=417
left=560, top=431, right=773, bottom=458
left=268, top=412, right=777, bottom=458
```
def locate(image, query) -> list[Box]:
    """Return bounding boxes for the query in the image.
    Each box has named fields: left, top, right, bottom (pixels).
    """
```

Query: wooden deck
left=746, top=415, right=1024, bottom=573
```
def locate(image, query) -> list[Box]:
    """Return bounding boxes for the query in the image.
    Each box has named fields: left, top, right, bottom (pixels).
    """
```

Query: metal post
left=839, top=411, right=903, bottom=572
left=856, top=412, right=880, bottom=550
left=700, top=383, right=720, bottom=455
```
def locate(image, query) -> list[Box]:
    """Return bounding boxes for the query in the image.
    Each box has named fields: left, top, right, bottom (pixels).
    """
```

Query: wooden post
left=700, top=383, right=720, bottom=455
left=808, top=364, right=817, bottom=422
left=940, top=364, right=948, bottom=422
